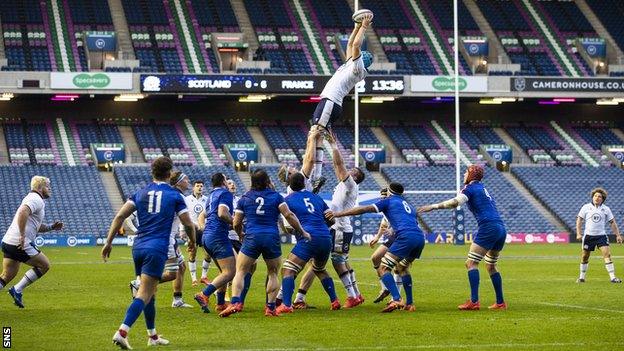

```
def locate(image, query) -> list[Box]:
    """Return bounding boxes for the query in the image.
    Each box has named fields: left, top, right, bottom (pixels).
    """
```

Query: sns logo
left=592, top=213, right=601, bottom=223
left=193, top=204, right=203, bottom=214
left=3, top=327, right=10, bottom=349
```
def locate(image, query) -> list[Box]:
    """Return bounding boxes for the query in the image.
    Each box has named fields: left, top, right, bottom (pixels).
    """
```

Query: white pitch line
left=190, top=341, right=624, bottom=351
left=538, top=302, right=624, bottom=314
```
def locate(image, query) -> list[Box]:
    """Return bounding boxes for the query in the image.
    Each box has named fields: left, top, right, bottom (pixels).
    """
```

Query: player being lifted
left=419, top=165, right=508, bottom=310
left=185, top=180, right=211, bottom=286
left=1, top=176, right=63, bottom=308
left=575, top=187, right=622, bottom=283
left=291, top=131, right=365, bottom=308
left=276, top=172, right=340, bottom=314
left=277, top=11, right=373, bottom=193
left=331, top=182, right=425, bottom=312
left=194, top=173, right=235, bottom=313
left=103, top=157, right=196, bottom=349
left=220, top=169, right=310, bottom=317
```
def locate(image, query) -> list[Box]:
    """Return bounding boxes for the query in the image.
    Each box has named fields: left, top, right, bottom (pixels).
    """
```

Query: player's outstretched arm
left=332, top=205, right=376, bottom=219
left=370, top=219, right=389, bottom=248
left=418, top=194, right=468, bottom=213
left=348, top=14, right=372, bottom=60
left=326, top=131, right=349, bottom=181
left=102, top=201, right=136, bottom=261
left=345, top=22, right=362, bottom=59
left=279, top=203, right=311, bottom=241
left=301, top=127, right=321, bottom=178
left=179, top=212, right=196, bottom=255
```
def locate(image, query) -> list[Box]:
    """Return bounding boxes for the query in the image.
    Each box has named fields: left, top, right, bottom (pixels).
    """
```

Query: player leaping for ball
left=418, top=165, right=508, bottom=310
left=278, top=11, right=373, bottom=192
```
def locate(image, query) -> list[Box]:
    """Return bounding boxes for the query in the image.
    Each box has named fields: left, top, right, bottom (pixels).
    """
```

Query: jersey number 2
left=147, top=191, right=162, bottom=214
left=255, top=197, right=265, bottom=215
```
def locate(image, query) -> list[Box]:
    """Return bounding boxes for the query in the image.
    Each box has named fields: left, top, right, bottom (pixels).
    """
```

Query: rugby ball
left=352, top=9, right=373, bottom=23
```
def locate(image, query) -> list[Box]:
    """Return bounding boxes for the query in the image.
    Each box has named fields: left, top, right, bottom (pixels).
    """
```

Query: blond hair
left=30, top=176, right=49, bottom=191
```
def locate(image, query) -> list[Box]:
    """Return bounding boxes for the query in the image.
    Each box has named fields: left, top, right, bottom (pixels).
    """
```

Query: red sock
left=118, top=330, right=128, bottom=338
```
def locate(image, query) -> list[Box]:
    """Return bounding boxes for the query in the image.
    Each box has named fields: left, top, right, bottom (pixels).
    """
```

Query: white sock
left=340, top=273, right=357, bottom=298
left=201, top=259, right=210, bottom=279
left=294, top=292, right=306, bottom=303
left=579, top=263, right=588, bottom=280
left=605, top=262, right=616, bottom=280
left=276, top=287, right=283, bottom=300
left=189, top=261, right=197, bottom=281
left=14, top=268, right=41, bottom=293
left=312, top=147, right=324, bottom=180
left=147, top=329, right=157, bottom=337
left=349, top=270, right=360, bottom=296
left=394, top=273, right=403, bottom=291
left=119, top=324, right=130, bottom=333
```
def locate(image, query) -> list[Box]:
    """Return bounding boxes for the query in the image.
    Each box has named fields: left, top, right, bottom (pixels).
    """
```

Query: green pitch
left=2, top=244, right=623, bottom=350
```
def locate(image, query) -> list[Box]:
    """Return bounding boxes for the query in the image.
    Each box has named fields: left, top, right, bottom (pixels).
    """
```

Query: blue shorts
left=381, top=234, right=396, bottom=248
left=582, top=235, right=609, bottom=251
left=313, top=98, right=343, bottom=129
left=388, top=233, right=425, bottom=263
left=473, top=222, right=507, bottom=251
left=241, top=234, right=282, bottom=260
left=291, top=236, right=332, bottom=265
left=203, top=236, right=235, bottom=260
left=133, top=248, right=167, bottom=279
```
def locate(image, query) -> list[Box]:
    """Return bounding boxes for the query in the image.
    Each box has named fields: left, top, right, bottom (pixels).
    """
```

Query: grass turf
left=1, top=244, right=623, bottom=350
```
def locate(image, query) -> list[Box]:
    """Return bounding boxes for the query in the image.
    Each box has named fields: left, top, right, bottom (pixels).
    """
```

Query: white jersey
left=3, top=192, right=46, bottom=246
left=320, top=56, right=367, bottom=106
left=184, top=194, right=208, bottom=226
left=330, top=176, right=358, bottom=233
left=286, top=171, right=313, bottom=194
left=228, top=195, right=240, bottom=241
left=578, top=203, right=614, bottom=237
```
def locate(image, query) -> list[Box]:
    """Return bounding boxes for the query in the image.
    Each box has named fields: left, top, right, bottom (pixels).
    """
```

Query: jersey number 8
left=402, top=200, right=412, bottom=214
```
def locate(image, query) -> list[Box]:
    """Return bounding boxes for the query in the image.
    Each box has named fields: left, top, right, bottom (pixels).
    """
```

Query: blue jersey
left=130, top=182, right=188, bottom=253
left=461, top=181, right=503, bottom=226
left=373, top=195, right=423, bottom=238
left=285, top=190, right=331, bottom=239
left=236, top=189, right=284, bottom=236
left=204, top=187, right=234, bottom=240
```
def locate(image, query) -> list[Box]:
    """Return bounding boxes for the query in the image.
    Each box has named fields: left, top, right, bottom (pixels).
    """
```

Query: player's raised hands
left=361, top=13, right=373, bottom=27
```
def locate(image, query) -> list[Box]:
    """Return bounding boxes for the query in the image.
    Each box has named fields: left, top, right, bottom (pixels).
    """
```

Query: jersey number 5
left=304, top=198, right=315, bottom=213
left=255, top=197, right=265, bottom=215
left=147, top=191, right=162, bottom=214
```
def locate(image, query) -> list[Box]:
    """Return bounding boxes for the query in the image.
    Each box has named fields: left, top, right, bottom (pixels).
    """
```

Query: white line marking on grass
left=204, top=341, right=624, bottom=351
left=538, top=302, right=624, bottom=314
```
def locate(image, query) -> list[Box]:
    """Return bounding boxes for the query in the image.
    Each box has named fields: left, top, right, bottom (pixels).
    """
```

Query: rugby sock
left=144, top=297, right=156, bottom=330
left=339, top=272, right=357, bottom=298
left=579, top=263, right=588, bottom=280
left=13, top=267, right=43, bottom=293
left=281, top=276, right=295, bottom=307
left=201, top=259, right=211, bottom=279
left=118, top=324, right=130, bottom=337
left=147, top=329, right=158, bottom=339
left=294, top=289, right=307, bottom=303
left=313, top=147, right=324, bottom=180
left=202, top=283, right=217, bottom=297
left=321, top=277, right=338, bottom=302
left=231, top=296, right=241, bottom=304
left=189, top=260, right=197, bottom=281
left=490, top=272, right=504, bottom=304
left=349, top=269, right=360, bottom=296
left=0, top=277, right=6, bottom=290
left=216, top=291, right=226, bottom=306
left=381, top=273, right=401, bottom=301
left=468, top=269, right=480, bottom=303
left=122, top=298, right=145, bottom=328
left=173, top=291, right=183, bottom=302
left=605, top=261, right=616, bottom=280
left=401, top=274, right=413, bottom=305
left=394, top=273, right=402, bottom=292
left=240, top=272, right=252, bottom=303
left=267, top=302, right=276, bottom=311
